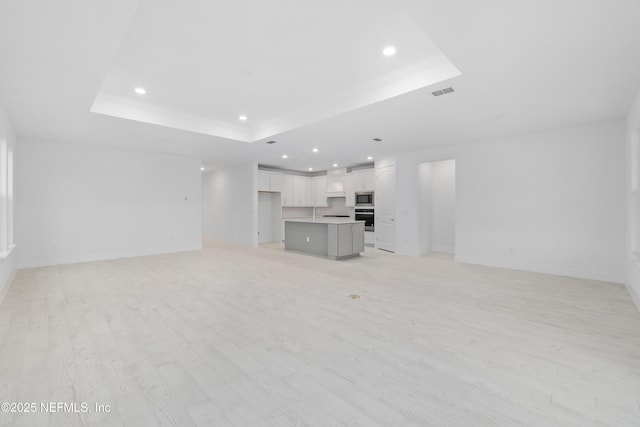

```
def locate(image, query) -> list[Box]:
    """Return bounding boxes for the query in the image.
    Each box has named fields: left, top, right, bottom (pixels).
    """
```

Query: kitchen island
left=284, top=218, right=365, bottom=260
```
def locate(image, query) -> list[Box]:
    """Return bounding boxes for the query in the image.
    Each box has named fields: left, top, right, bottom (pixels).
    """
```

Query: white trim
left=455, top=254, right=624, bottom=284
left=626, top=252, right=640, bottom=312
left=0, top=244, right=17, bottom=307
left=17, top=245, right=202, bottom=269
left=0, top=243, right=16, bottom=261
left=431, top=246, right=455, bottom=254
left=626, top=281, right=640, bottom=311
left=0, top=270, right=16, bottom=306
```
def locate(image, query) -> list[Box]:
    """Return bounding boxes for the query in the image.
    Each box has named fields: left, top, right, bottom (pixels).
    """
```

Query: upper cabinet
left=292, top=175, right=312, bottom=206
left=258, top=170, right=284, bottom=192
left=282, top=174, right=294, bottom=206
left=258, top=170, right=270, bottom=191
left=282, top=174, right=313, bottom=206
left=267, top=168, right=374, bottom=207
left=344, top=173, right=355, bottom=207
left=270, top=172, right=284, bottom=192
left=313, top=175, right=328, bottom=207
left=352, top=168, right=375, bottom=192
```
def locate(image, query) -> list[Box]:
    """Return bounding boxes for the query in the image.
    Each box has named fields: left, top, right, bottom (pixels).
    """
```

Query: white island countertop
left=284, top=218, right=365, bottom=225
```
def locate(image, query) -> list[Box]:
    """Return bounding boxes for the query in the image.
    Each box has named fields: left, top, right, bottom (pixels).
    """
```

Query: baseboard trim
left=0, top=245, right=18, bottom=307
left=431, top=246, right=455, bottom=254
left=18, top=244, right=203, bottom=269
left=625, top=281, right=640, bottom=312
left=455, top=255, right=624, bottom=284
left=0, top=270, right=16, bottom=307
left=626, top=252, right=640, bottom=312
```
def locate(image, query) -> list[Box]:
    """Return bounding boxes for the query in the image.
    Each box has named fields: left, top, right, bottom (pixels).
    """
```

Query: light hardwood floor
left=0, top=242, right=639, bottom=426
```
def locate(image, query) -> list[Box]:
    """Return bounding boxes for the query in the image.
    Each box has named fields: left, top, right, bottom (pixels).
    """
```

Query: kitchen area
left=257, top=166, right=376, bottom=258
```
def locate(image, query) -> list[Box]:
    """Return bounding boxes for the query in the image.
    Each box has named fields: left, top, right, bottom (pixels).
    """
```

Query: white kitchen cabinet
left=352, top=168, right=375, bottom=192
left=281, top=175, right=313, bottom=206
left=305, top=177, right=313, bottom=206
left=364, top=169, right=375, bottom=191
left=292, top=175, right=308, bottom=206
left=330, top=222, right=365, bottom=257
left=281, top=174, right=318, bottom=207
left=344, top=173, right=355, bottom=207
left=364, top=231, right=375, bottom=246
left=281, top=174, right=294, bottom=206
left=326, top=173, right=343, bottom=192
left=270, top=172, right=283, bottom=192
left=258, top=170, right=284, bottom=192
left=313, top=175, right=328, bottom=207
left=351, top=170, right=364, bottom=191
left=258, top=171, right=270, bottom=192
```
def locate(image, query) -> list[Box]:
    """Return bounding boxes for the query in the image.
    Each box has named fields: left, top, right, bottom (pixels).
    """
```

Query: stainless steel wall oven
left=355, top=208, right=374, bottom=231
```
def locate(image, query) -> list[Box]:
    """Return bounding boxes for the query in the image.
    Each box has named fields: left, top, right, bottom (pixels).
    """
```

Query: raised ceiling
left=1, top=0, right=640, bottom=172
left=90, top=0, right=460, bottom=142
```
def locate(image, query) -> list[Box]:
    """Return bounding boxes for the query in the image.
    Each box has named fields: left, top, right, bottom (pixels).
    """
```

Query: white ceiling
left=1, top=0, right=640, bottom=173
left=91, top=0, right=459, bottom=142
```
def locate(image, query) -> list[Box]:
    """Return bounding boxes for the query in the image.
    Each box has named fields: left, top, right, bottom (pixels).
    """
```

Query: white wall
left=418, top=163, right=433, bottom=255
left=202, top=163, right=258, bottom=247
left=627, top=90, right=640, bottom=308
left=0, top=101, right=16, bottom=300
left=16, top=138, right=202, bottom=268
left=391, top=120, right=626, bottom=283
left=432, top=160, right=456, bottom=253
left=419, top=159, right=456, bottom=254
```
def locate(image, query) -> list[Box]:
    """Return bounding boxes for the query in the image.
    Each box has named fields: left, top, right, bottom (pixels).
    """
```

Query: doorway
left=375, top=163, right=395, bottom=252
left=258, top=192, right=282, bottom=244
left=631, top=130, right=639, bottom=256
left=419, top=159, right=456, bottom=255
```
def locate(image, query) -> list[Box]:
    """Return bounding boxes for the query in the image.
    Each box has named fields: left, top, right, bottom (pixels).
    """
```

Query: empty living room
left=1, top=0, right=640, bottom=426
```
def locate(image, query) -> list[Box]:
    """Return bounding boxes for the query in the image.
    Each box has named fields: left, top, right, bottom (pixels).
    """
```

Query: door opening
left=419, top=159, right=456, bottom=255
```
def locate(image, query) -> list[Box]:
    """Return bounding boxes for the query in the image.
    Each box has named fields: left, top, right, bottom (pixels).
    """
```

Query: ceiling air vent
left=432, top=87, right=455, bottom=96
left=265, top=140, right=277, bottom=144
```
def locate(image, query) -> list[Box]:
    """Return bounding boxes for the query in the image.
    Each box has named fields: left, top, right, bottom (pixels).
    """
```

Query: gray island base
left=284, top=219, right=365, bottom=260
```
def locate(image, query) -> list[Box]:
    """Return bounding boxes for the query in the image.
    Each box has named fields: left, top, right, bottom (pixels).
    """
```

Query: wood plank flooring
left=0, top=241, right=639, bottom=426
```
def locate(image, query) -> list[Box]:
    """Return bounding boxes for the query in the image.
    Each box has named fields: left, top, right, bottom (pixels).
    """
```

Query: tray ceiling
left=90, top=0, right=460, bottom=142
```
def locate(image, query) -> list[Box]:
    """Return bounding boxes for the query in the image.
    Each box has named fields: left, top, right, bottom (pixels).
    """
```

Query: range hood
left=325, top=180, right=345, bottom=198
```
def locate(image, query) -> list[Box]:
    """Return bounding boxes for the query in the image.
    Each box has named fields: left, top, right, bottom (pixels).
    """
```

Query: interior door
left=376, top=164, right=395, bottom=252
left=258, top=192, right=272, bottom=243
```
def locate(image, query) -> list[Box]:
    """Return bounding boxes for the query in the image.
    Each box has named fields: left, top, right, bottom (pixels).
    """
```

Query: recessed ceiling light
left=282, top=154, right=288, bottom=159
left=308, top=167, right=313, bottom=171
left=367, top=156, right=373, bottom=160
left=200, top=167, right=205, bottom=171
left=134, top=87, right=146, bottom=95
left=238, top=115, right=248, bottom=121
left=312, top=148, right=319, bottom=153
left=382, top=46, right=396, bottom=57
left=333, top=163, right=338, bottom=167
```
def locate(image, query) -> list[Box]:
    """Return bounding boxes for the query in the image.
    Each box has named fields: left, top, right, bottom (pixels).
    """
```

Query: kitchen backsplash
left=282, top=197, right=354, bottom=219
left=318, top=197, right=353, bottom=217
